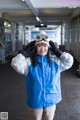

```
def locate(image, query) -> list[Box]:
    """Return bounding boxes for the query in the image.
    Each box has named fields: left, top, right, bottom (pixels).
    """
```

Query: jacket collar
left=38, top=55, right=48, bottom=63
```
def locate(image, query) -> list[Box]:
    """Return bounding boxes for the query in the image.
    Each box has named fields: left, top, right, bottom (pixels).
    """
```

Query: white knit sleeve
left=11, top=54, right=27, bottom=75
left=59, top=52, right=74, bottom=72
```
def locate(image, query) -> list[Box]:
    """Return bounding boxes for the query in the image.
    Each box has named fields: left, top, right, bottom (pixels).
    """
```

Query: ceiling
left=0, top=0, right=80, bottom=25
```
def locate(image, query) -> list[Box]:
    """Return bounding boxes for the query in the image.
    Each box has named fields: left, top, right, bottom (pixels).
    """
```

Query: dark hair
left=30, top=47, right=51, bottom=66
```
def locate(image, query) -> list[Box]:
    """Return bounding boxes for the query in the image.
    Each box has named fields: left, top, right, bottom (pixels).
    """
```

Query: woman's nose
left=41, top=46, right=44, bottom=50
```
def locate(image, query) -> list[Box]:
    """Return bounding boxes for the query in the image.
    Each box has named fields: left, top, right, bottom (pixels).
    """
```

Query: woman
left=11, top=31, right=73, bottom=120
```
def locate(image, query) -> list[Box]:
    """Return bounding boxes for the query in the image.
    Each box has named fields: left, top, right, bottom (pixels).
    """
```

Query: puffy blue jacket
left=11, top=52, right=73, bottom=108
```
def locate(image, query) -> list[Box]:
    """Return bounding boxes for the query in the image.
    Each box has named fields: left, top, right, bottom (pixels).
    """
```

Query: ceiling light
left=41, top=24, right=44, bottom=26
left=36, top=16, right=40, bottom=22
left=8, top=24, right=11, bottom=27
left=35, top=25, right=47, bottom=27
left=4, top=22, right=7, bottom=26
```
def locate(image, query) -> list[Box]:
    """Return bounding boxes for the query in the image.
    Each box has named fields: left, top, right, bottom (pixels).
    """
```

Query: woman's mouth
left=40, top=51, right=45, bottom=53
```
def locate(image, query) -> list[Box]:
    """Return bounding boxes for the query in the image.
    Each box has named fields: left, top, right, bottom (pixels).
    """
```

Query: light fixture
left=40, top=23, right=44, bottom=26
left=36, top=16, right=40, bottom=22
left=8, top=24, right=11, bottom=27
left=4, top=22, right=7, bottom=26
left=35, top=24, right=47, bottom=27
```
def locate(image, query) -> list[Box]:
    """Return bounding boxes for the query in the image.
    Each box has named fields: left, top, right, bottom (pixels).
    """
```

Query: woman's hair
left=30, top=47, right=51, bottom=66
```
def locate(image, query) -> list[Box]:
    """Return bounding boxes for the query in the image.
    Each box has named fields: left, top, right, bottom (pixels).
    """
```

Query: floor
left=0, top=58, right=80, bottom=120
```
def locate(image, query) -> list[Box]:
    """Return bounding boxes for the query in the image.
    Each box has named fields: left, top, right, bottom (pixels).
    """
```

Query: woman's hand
left=49, top=40, right=62, bottom=58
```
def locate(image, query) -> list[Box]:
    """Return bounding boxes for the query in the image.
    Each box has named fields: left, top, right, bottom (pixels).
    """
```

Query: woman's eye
left=44, top=45, right=47, bottom=47
left=38, top=45, right=41, bottom=47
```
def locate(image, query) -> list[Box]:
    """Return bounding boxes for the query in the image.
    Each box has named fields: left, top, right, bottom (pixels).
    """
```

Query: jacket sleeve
left=11, top=54, right=27, bottom=75
left=59, top=52, right=74, bottom=72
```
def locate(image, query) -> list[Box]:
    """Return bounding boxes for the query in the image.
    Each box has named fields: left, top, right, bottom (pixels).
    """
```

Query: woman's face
left=36, top=43, right=48, bottom=56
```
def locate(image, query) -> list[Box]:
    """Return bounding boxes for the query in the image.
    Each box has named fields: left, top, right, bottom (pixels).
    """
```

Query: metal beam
left=24, top=0, right=42, bottom=23
left=25, top=0, right=39, bottom=16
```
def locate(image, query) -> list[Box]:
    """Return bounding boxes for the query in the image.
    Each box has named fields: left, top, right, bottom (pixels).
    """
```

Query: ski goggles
left=36, top=34, right=48, bottom=40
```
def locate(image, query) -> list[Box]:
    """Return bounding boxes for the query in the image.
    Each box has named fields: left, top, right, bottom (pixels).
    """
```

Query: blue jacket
left=11, top=52, right=73, bottom=108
